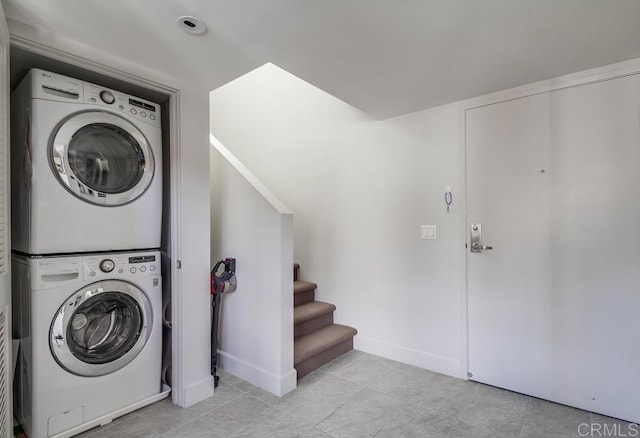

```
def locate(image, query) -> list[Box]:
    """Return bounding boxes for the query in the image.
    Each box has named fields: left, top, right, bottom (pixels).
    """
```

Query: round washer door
left=50, top=280, right=153, bottom=377
left=49, top=110, right=155, bottom=206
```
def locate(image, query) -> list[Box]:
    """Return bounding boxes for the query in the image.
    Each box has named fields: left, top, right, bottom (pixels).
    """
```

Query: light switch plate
left=421, top=224, right=436, bottom=239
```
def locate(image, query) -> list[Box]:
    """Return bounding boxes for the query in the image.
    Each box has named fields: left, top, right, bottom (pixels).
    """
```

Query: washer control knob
left=100, top=90, right=115, bottom=104
left=99, top=259, right=115, bottom=273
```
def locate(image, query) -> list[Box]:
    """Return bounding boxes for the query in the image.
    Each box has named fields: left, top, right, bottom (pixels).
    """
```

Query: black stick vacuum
left=210, top=258, right=237, bottom=387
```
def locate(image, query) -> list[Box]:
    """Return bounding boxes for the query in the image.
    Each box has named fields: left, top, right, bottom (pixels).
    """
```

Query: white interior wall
left=210, top=64, right=464, bottom=377
left=7, top=20, right=214, bottom=407
left=210, top=142, right=295, bottom=396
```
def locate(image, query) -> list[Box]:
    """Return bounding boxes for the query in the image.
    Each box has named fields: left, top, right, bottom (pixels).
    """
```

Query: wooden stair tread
left=294, top=324, right=358, bottom=365
left=294, top=280, right=317, bottom=294
left=294, top=301, right=336, bottom=325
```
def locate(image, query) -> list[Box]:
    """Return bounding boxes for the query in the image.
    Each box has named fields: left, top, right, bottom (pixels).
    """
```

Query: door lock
left=470, top=223, right=494, bottom=253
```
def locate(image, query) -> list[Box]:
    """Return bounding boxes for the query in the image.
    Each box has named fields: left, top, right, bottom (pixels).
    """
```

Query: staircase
left=293, top=263, right=357, bottom=379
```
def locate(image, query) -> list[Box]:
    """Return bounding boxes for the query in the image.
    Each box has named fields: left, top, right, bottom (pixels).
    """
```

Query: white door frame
left=8, top=34, right=186, bottom=403
left=459, top=56, right=640, bottom=381
left=0, top=3, right=12, bottom=434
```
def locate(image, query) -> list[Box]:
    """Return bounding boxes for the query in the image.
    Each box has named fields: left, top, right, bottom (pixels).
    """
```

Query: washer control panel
left=83, top=251, right=160, bottom=280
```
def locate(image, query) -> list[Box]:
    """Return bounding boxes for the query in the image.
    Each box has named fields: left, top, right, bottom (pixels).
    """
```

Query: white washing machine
left=11, top=69, right=163, bottom=255
left=12, top=250, right=168, bottom=438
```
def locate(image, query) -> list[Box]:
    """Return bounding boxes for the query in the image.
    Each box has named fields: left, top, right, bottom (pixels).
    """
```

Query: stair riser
left=294, top=290, right=315, bottom=306
left=295, top=313, right=334, bottom=339
left=296, top=338, right=354, bottom=379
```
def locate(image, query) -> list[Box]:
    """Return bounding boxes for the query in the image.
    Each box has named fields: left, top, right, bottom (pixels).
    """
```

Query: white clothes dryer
left=12, top=250, right=168, bottom=438
left=11, top=69, right=163, bottom=255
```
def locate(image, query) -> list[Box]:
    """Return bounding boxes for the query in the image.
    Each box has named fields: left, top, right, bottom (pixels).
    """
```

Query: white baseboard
left=354, top=336, right=462, bottom=379
left=218, top=350, right=297, bottom=396
left=181, top=376, right=215, bottom=408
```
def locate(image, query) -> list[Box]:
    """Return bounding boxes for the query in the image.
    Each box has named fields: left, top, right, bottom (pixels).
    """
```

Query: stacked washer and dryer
left=11, top=69, right=167, bottom=438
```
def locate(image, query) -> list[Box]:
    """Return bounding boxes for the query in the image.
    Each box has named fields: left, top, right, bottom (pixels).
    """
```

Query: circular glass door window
left=50, top=280, right=152, bottom=377
left=67, top=123, right=145, bottom=195
left=50, top=111, right=155, bottom=206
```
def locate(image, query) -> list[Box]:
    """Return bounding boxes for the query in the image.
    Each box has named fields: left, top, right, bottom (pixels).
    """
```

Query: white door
left=466, top=73, right=640, bottom=423
left=0, top=2, right=11, bottom=437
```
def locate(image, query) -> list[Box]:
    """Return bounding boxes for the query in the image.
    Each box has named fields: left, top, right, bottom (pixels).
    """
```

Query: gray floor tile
left=367, top=360, right=437, bottom=399
left=299, top=429, right=336, bottom=438
left=73, top=352, right=607, bottom=438
left=219, top=371, right=260, bottom=393
left=231, top=412, right=314, bottom=438
left=375, top=412, right=455, bottom=438
left=409, top=373, right=478, bottom=418
left=297, top=369, right=334, bottom=389
left=186, top=381, right=245, bottom=415
left=520, top=397, right=591, bottom=438
left=316, top=387, right=404, bottom=437
left=163, top=393, right=283, bottom=438
left=327, top=353, right=396, bottom=386
left=213, top=393, right=283, bottom=422
left=457, top=383, right=529, bottom=435
left=279, top=375, right=364, bottom=424
left=446, top=418, right=517, bottom=438
left=162, top=411, right=248, bottom=438
left=247, top=370, right=337, bottom=411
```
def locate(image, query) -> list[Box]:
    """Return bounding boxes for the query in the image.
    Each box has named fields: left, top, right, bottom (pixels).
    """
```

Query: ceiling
left=4, top=0, right=640, bottom=119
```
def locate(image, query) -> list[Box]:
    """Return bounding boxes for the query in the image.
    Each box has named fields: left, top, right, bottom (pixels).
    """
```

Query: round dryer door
left=49, top=110, right=155, bottom=206
left=50, top=280, right=152, bottom=377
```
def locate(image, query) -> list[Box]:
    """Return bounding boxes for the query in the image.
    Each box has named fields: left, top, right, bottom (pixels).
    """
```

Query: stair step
left=294, top=301, right=336, bottom=338
left=294, top=280, right=316, bottom=306
left=294, top=301, right=336, bottom=324
left=296, top=338, right=354, bottom=379
left=294, top=263, right=300, bottom=281
left=294, top=324, right=357, bottom=366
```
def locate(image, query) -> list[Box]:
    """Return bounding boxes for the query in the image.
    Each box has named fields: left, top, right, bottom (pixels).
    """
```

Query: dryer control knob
left=100, top=90, right=115, bottom=104
left=100, top=259, right=115, bottom=273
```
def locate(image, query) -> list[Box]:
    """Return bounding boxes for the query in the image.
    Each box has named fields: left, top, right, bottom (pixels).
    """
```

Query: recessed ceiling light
left=177, top=16, right=207, bottom=35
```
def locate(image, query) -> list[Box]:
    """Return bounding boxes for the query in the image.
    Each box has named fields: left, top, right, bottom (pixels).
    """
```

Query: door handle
left=470, top=224, right=493, bottom=253
left=471, top=242, right=493, bottom=251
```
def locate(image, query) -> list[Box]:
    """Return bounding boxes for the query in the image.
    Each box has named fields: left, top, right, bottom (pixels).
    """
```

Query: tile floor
left=77, top=351, right=635, bottom=438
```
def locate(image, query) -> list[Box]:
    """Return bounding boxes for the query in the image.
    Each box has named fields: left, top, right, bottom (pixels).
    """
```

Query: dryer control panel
left=28, top=68, right=161, bottom=128
left=83, top=82, right=161, bottom=128
left=83, top=251, right=161, bottom=280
